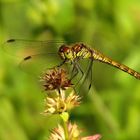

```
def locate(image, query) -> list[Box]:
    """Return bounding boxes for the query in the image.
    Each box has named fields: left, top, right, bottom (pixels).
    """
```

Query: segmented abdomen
left=92, top=50, right=140, bottom=80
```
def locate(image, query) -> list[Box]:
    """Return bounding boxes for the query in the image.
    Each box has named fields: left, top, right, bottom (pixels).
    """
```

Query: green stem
left=60, top=112, right=69, bottom=140
left=62, top=120, right=69, bottom=140
left=59, top=90, right=69, bottom=139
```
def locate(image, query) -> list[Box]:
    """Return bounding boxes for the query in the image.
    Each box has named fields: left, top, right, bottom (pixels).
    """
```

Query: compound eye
left=62, top=47, right=70, bottom=53
left=66, top=49, right=70, bottom=54
left=59, top=45, right=67, bottom=52
left=59, top=46, right=64, bottom=52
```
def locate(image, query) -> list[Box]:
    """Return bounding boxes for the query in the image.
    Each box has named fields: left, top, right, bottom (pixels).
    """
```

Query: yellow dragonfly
left=5, top=39, right=140, bottom=90
left=58, top=43, right=140, bottom=79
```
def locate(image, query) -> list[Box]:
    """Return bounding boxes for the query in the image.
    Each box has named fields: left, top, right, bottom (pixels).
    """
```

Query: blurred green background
left=1, top=0, right=140, bottom=140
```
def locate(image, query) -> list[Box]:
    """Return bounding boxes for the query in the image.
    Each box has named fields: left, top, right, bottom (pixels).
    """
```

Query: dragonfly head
left=58, top=44, right=73, bottom=61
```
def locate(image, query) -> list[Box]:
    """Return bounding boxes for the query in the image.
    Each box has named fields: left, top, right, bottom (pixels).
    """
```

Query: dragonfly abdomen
left=93, top=52, right=140, bottom=80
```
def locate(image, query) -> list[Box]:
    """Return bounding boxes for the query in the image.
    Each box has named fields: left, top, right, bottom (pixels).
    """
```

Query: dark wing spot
left=24, top=56, right=32, bottom=61
left=6, top=39, right=15, bottom=43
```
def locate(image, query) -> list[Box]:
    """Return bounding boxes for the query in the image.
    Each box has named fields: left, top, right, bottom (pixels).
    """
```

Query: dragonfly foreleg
left=74, top=62, right=85, bottom=87
left=70, top=63, right=79, bottom=80
left=57, top=59, right=67, bottom=67
left=76, top=62, right=84, bottom=75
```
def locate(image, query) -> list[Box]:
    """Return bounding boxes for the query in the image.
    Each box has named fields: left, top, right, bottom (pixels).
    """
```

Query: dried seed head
left=40, top=67, right=73, bottom=91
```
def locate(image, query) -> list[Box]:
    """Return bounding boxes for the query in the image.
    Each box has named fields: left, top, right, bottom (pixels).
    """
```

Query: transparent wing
left=71, top=58, right=93, bottom=95
left=3, top=39, right=67, bottom=77
left=18, top=52, right=63, bottom=77
left=3, top=39, right=66, bottom=58
left=80, top=59, right=93, bottom=94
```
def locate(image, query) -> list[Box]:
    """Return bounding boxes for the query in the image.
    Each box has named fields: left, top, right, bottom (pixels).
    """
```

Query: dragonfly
left=58, top=43, right=140, bottom=79
left=5, top=39, right=140, bottom=91
left=58, top=43, right=140, bottom=90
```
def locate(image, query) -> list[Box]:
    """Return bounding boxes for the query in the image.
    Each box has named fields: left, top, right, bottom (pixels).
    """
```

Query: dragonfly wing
left=77, top=59, right=93, bottom=94
left=18, top=52, right=62, bottom=77
left=3, top=39, right=67, bottom=77
left=71, top=58, right=93, bottom=94
left=83, top=58, right=93, bottom=91
left=3, top=39, right=65, bottom=58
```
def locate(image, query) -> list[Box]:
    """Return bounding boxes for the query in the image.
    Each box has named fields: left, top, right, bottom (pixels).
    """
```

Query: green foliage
left=1, top=0, right=140, bottom=139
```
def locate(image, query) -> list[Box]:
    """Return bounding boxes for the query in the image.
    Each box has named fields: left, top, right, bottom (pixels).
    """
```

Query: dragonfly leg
left=76, top=62, right=84, bottom=75
left=70, top=63, right=84, bottom=94
left=74, top=63, right=85, bottom=87
left=45, top=60, right=66, bottom=71
left=57, top=60, right=67, bottom=67
left=71, top=61, right=85, bottom=80
left=77, top=58, right=93, bottom=93
left=70, top=64, right=79, bottom=80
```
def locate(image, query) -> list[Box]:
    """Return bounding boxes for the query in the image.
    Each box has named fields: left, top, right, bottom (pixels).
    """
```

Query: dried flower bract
left=49, top=122, right=80, bottom=140
left=43, top=90, right=81, bottom=114
left=49, top=122, right=102, bottom=140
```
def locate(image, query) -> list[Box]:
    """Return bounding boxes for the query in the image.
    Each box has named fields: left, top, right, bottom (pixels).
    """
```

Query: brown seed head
left=40, top=67, right=72, bottom=91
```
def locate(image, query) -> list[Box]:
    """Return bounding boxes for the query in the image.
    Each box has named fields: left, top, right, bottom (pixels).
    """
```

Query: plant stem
left=62, top=120, right=69, bottom=140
